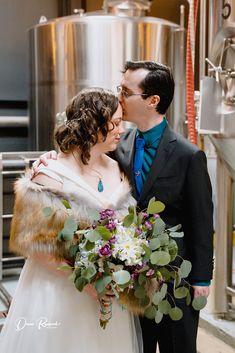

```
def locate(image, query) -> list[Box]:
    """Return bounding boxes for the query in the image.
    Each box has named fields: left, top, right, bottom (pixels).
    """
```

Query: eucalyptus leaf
left=169, top=307, right=183, bottom=321
left=179, top=260, right=192, bottom=278
left=123, top=213, right=135, bottom=227
left=42, top=207, right=53, bottom=217
left=167, top=224, right=182, bottom=232
left=62, top=199, right=71, bottom=209
left=186, top=290, right=191, bottom=306
left=150, top=251, right=171, bottom=266
left=159, top=267, right=171, bottom=281
left=85, top=229, right=101, bottom=242
left=95, top=275, right=112, bottom=294
left=152, top=292, right=162, bottom=305
left=69, top=244, right=80, bottom=257
left=149, top=238, right=161, bottom=250
left=152, top=218, right=166, bottom=235
left=144, top=305, right=157, bottom=320
left=158, top=299, right=171, bottom=315
left=155, top=310, right=163, bottom=324
left=81, top=266, right=96, bottom=280
left=134, top=286, right=146, bottom=299
left=158, top=233, right=169, bottom=246
left=96, top=226, right=112, bottom=241
left=75, top=277, right=87, bottom=292
left=169, top=231, right=184, bottom=238
left=142, top=244, right=151, bottom=259
left=138, top=273, right=147, bottom=286
left=174, top=272, right=182, bottom=288
left=139, top=296, right=150, bottom=307
left=113, top=270, right=131, bottom=285
left=87, top=208, right=101, bottom=221
left=192, top=296, right=207, bottom=311
left=85, top=240, right=95, bottom=251
left=174, top=287, right=189, bottom=299
left=160, top=283, right=168, bottom=298
left=147, top=200, right=165, bottom=215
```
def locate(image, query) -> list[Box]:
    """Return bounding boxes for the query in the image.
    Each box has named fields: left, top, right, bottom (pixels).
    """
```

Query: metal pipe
left=0, top=116, right=29, bottom=128
left=200, top=0, right=207, bottom=78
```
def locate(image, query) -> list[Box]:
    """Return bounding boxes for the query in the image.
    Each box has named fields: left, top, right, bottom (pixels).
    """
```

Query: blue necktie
left=134, top=135, right=145, bottom=197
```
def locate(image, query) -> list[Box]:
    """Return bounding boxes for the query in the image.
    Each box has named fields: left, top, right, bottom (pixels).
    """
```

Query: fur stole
left=10, top=175, right=135, bottom=260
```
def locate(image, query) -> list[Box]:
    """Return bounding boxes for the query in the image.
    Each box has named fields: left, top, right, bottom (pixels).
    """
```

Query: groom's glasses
left=116, top=86, right=148, bottom=99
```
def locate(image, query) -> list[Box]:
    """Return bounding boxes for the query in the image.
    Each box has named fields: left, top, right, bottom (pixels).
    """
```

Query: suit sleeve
left=183, top=150, right=214, bottom=282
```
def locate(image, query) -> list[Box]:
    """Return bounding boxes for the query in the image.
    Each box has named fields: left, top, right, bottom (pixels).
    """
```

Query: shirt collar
left=136, top=117, right=167, bottom=146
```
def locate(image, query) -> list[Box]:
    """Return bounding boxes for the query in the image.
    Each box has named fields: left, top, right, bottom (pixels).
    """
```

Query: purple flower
left=109, top=235, right=117, bottom=244
left=105, top=220, right=117, bottom=231
left=135, top=228, right=142, bottom=236
left=99, top=244, right=112, bottom=257
left=144, top=221, right=152, bottom=230
left=100, top=209, right=115, bottom=220
left=105, top=209, right=115, bottom=217
left=153, top=214, right=160, bottom=219
left=131, top=273, right=139, bottom=280
left=142, top=212, right=148, bottom=220
left=146, top=269, right=155, bottom=277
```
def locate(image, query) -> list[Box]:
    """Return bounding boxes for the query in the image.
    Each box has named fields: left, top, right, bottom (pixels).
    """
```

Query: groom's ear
left=147, top=95, right=160, bottom=109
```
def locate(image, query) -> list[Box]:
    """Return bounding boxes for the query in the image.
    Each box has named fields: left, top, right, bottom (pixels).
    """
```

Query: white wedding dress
left=0, top=160, right=143, bottom=353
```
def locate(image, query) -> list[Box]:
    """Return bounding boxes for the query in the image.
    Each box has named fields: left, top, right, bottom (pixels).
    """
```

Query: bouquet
left=43, top=197, right=207, bottom=329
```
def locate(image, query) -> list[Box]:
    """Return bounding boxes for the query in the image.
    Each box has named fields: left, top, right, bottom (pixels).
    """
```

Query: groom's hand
left=32, top=150, right=58, bottom=174
left=192, top=285, right=210, bottom=298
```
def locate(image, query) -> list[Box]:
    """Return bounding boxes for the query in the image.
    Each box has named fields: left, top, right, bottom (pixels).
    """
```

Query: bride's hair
left=55, top=87, right=119, bottom=164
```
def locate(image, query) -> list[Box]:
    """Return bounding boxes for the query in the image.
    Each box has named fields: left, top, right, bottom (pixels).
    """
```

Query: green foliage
left=85, top=230, right=101, bottom=242
left=149, top=238, right=161, bottom=250
left=174, top=287, right=189, bottom=299
left=179, top=260, right=192, bottom=278
left=75, top=277, right=87, bottom=292
left=58, top=217, right=77, bottom=241
left=150, top=251, right=171, bottom=266
left=152, top=218, right=166, bottom=235
left=134, top=286, right=146, bottom=299
left=81, top=266, right=96, bottom=280
left=87, top=208, right=101, bottom=222
left=147, top=198, right=165, bottom=214
left=158, top=299, right=171, bottom=314
left=169, top=307, right=183, bottom=321
left=144, top=305, right=157, bottom=319
left=155, top=310, right=163, bottom=324
left=192, top=296, right=207, bottom=310
left=62, top=199, right=71, bottom=209
left=96, top=226, right=112, bottom=241
left=113, top=270, right=131, bottom=285
left=42, top=207, right=53, bottom=217
left=95, top=276, right=112, bottom=294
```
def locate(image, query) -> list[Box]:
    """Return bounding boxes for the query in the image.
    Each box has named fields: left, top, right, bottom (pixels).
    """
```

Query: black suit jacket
left=114, top=126, right=214, bottom=283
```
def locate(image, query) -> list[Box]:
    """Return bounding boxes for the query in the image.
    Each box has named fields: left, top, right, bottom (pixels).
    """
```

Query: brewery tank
left=28, top=1, right=185, bottom=150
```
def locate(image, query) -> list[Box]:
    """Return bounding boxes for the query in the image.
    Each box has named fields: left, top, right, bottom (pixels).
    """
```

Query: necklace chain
left=72, top=151, right=104, bottom=192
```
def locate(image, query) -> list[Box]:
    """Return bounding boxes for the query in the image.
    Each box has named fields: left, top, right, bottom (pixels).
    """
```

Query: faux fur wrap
left=10, top=175, right=135, bottom=260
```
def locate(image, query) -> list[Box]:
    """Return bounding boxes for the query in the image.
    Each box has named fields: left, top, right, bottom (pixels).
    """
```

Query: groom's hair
left=123, top=61, right=175, bottom=114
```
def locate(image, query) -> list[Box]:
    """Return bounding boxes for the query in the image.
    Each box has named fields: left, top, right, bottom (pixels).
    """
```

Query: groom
left=33, top=61, right=213, bottom=353
left=115, top=61, right=213, bottom=353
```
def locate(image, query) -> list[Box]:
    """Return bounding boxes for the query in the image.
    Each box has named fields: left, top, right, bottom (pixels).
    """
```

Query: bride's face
left=98, top=103, right=124, bottom=151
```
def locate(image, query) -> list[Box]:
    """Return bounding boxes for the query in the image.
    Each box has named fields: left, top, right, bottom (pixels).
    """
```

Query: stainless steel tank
left=29, top=2, right=185, bottom=150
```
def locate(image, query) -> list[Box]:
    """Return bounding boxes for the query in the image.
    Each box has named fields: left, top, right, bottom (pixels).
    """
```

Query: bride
left=0, top=88, right=142, bottom=353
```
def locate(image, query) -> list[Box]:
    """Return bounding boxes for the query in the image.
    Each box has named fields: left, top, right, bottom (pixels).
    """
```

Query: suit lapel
left=139, top=126, right=177, bottom=203
left=121, top=128, right=137, bottom=195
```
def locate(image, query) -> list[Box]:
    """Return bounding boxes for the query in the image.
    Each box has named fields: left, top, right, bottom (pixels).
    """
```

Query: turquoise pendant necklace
left=72, top=151, right=104, bottom=193
left=98, top=178, right=104, bottom=192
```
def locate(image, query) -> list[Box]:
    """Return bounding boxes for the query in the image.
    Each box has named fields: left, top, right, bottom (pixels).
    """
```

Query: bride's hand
left=32, top=150, right=58, bottom=175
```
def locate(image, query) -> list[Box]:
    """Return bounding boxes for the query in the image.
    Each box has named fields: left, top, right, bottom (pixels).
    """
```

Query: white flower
left=112, top=225, right=148, bottom=266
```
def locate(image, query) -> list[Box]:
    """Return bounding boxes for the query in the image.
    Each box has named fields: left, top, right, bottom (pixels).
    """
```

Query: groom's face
left=119, top=68, right=150, bottom=125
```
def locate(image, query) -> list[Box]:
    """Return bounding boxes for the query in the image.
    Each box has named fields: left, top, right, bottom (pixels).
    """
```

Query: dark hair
left=123, top=61, right=175, bottom=114
left=55, top=88, right=119, bottom=164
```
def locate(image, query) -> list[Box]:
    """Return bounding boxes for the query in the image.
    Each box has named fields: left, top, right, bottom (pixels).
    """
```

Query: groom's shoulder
left=169, top=128, right=200, bottom=156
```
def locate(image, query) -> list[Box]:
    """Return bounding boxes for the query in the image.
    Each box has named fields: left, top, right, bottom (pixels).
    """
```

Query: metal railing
left=0, top=151, right=43, bottom=316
